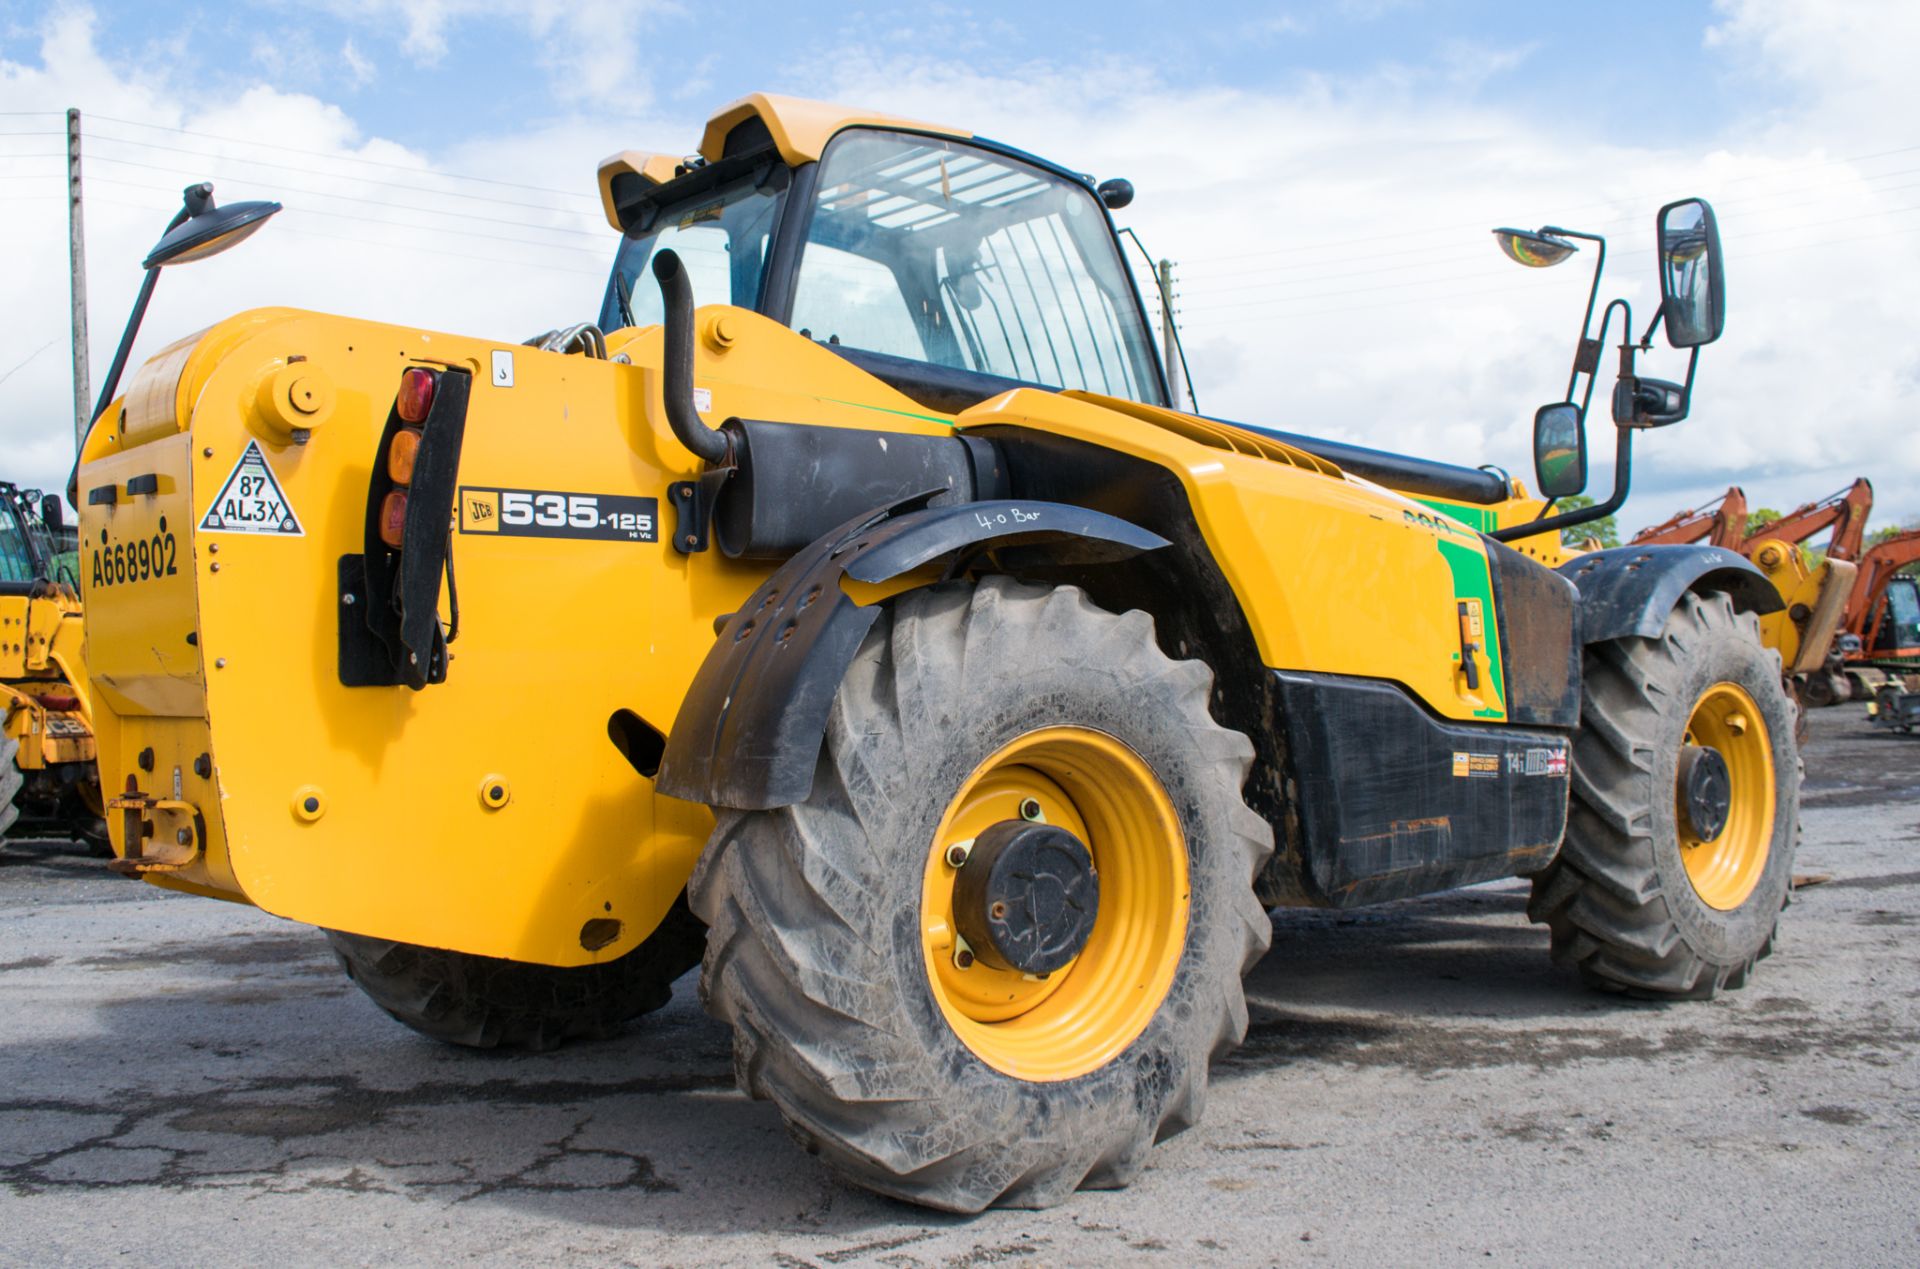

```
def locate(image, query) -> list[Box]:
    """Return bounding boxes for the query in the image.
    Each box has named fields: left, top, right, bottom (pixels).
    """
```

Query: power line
left=80, top=152, right=606, bottom=239
left=1179, top=163, right=1920, bottom=288
left=90, top=113, right=600, bottom=203
left=83, top=129, right=605, bottom=220
left=1178, top=222, right=1920, bottom=330
left=1177, top=138, right=1920, bottom=273
left=85, top=192, right=612, bottom=279
left=1174, top=202, right=1920, bottom=319
left=88, top=175, right=612, bottom=257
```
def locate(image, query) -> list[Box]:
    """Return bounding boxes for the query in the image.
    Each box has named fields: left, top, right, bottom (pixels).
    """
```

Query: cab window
left=790, top=130, right=1163, bottom=403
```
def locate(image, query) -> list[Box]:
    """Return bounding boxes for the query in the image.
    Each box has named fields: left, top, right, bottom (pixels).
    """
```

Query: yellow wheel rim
left=1677, top=682, right=1776, bottom=910
left=920, top=727, right=1189, bottom=1082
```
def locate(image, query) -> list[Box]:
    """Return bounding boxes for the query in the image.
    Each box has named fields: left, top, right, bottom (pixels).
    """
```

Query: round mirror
left=143, top=183, right=283, bottom=269
left=1492, top=228, right=1578, bottom=269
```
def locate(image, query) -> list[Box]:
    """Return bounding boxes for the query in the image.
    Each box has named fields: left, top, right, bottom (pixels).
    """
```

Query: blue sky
left=31, top=1, right=1736, bottom=146
left=3, top=1, right=1917, bottom=528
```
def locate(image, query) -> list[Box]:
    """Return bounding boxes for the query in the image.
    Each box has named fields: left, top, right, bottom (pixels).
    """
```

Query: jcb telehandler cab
left=77, top=94, right=1795, bottom=1212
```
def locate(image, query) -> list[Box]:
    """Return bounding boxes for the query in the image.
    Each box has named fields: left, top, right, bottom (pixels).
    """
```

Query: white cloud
left=308, top=0, right=678, bottom=104
left=792, top=6, right=1920, bottom=526
left=2, top=0, right=1916, bottom=538
left=341, top=38, right=375, bottom=89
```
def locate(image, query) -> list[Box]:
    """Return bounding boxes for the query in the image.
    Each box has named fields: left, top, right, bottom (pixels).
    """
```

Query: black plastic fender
left=1558, top=544, right=1783, bottom=645
left=653, top=496, right=1169, bottom=810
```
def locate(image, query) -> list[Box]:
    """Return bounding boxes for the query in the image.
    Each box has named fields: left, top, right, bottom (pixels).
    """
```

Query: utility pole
left=1155, top=258, right=1181, bottom=412
left=66, top=108, right=90, bottom=457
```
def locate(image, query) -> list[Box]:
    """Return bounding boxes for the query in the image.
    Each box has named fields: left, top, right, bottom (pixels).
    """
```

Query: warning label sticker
left=1451, top=751, right=1500, bottom=779
left=199, top=440, right=303, bottom=536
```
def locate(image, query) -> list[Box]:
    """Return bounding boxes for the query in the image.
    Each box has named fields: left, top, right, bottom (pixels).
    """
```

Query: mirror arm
left=1636, top=302, right=1664, bottom=349
left=89, top=267, right=160, bottom=428
left=1491, top=421, right=1632, bottom=544
left=1542, top=225, right=1607, bottom=402
left=1577, top=297, right=1630, bottom=424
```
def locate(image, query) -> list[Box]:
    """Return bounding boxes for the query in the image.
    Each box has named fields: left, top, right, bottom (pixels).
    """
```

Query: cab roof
left=596, top=92, right=970, bottom=232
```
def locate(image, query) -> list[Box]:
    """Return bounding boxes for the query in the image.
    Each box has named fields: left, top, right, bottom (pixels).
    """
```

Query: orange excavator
left=1630, top=486, right=1749, bottom=548
left=1839, top=526, right=1920, bottom=673
left=1739, top=477, right=1874, bottom=562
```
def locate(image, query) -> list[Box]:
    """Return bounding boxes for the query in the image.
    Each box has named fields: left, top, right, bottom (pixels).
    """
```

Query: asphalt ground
left=2, top=703, right=1916, bottom=1266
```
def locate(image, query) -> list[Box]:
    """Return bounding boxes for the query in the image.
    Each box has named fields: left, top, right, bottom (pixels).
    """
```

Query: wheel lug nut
left=955, top=949, right=974, bottom=969
left=1019, top=798, right=1042, bottom=821
left=946, top=844, right=969, bottom=867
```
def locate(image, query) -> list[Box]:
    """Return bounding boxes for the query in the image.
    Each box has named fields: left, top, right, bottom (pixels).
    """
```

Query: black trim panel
left=1485, top=536, right=1581, bottom=727
left=1260, top=671, right=1570, bottom=909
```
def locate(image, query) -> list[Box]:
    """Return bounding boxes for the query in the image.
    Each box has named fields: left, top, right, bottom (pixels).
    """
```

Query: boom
left=1742, top=478, right=1874, bottom=562
left=1631, top=486, right=1748, bottom=549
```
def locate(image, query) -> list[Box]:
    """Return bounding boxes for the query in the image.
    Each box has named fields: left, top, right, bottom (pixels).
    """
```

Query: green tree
left=1746, top=507, right=1782, bottom=535
left=1558, top=494, right=1620, bottom=548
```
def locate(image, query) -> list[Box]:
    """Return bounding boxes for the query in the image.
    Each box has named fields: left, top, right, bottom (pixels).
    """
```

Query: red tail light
left=378, top=489, right=409, bottom=548
left=397, top=367, right=437, bottom=423
left=387, top=428, right=422, bottom=485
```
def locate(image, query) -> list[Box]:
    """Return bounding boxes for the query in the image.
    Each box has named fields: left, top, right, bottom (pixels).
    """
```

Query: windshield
left=792, top=130, right=1163, bottom=403
left=0, top=501, right=38, bottom=584
left=598, top=165, right=785, bottom=331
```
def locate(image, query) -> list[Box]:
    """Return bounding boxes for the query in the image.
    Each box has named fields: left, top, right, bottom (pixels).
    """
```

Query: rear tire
left=0, top=735, right=22, bottom=840
left=1529, top=591, right=1799, bottom=998
left=326, top=896, right=704, bottom=1051
left=690, top=578, right=1272, bottom=1212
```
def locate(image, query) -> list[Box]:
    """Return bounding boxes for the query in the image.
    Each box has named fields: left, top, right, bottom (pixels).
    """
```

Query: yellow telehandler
left=75, top=95, right=1797, bottom=1211
left=1, top=480, right=103, bottom=849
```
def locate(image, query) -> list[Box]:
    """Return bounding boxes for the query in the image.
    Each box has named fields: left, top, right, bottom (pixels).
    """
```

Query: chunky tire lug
left=1529, top=591, right=1800, bottom=998
left=326, top=895, right=704, bottom=1051
left=689, top=578, right=1273, bottom=1212
left=0, top=735, right=22, bottom=840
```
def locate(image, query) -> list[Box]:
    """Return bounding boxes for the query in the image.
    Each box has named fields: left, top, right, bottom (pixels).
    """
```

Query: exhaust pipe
left=651, top=250, right=732, bottom=466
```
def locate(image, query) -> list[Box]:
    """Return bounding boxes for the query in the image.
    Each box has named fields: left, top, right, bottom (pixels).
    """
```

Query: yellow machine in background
left=0, top=481, right=102, bottom=849
left=77, top=94, right=1799, bottom=1211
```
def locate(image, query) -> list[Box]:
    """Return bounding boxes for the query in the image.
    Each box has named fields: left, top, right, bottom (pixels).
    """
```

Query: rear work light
left=387, top=428, right=422, bottom=485
left=378, top=489, right=409, bottom=549
left=396, top=366, right=437, bottom=424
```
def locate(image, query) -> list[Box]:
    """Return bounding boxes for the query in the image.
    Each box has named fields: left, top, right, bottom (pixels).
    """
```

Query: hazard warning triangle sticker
left=199, top=439, right=304, bottom=536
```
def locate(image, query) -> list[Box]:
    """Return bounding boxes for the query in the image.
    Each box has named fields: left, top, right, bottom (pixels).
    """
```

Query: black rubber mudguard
left=653, top=495, right=1167, bottom=811
left=1558, top=545, right=1782, bottom=645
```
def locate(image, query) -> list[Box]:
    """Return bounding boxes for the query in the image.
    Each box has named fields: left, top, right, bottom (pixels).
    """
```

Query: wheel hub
left=953, top=820, right=1099, bottom=975
left=1677, top=744, right=1732, bottom=843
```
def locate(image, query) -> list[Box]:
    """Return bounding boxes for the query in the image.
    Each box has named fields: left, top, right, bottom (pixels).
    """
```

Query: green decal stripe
left=1434, top=537, right=1508, bottom=720
left=818, top=396, right=957, bottom=427
left=1416, top=497, right=1499, bottom=533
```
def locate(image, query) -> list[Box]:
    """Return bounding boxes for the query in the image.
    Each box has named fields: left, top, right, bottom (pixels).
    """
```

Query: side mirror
left=1657, top=197, right=1724, bottom=348
left=1532, top=402, right=1587, bottom=499
left=1097, top=178, right=1134, bottom=210
left=39, top=494, right=64, bottom=533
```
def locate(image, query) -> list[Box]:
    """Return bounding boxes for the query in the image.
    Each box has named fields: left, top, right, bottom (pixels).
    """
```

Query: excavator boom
left=1630, top=486, right=1748, bottom=549
left=1742, top=478, right=1873, bottom=562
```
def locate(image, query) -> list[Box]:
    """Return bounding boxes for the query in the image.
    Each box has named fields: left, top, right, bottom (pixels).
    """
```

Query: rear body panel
left=78, top=304, right=1574, bottom=963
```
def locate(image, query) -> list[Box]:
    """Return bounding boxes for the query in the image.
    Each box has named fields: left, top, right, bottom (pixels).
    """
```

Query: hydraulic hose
left=651, top=249, right=731, bottom=466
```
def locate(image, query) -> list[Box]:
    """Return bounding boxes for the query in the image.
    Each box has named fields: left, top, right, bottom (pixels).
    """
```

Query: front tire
left=326, top=896, right=705, bottom=1051
left=1530, top=591, right=1799, bottom=998
left=0, top=736, right=21, bottom=840
left=690, top=578, right=1272, bottom=1212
